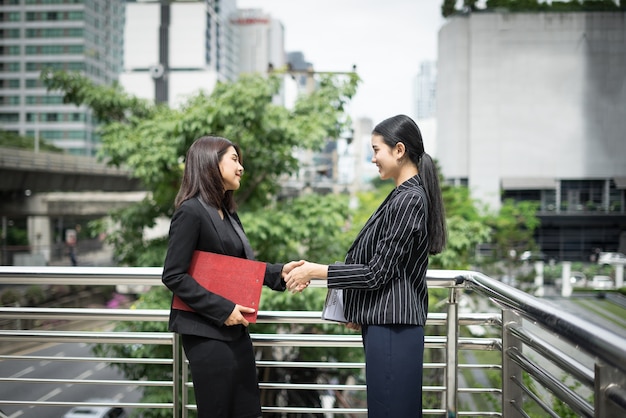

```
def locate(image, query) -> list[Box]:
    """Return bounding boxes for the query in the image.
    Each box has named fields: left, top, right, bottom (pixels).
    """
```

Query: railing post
left=502, top=309, right=524, bottom=417
left=445, top=286, right=459, bottom=417
left=595, top=361, right=626, bottom=418
left=173, top=333, right=181, bottom=418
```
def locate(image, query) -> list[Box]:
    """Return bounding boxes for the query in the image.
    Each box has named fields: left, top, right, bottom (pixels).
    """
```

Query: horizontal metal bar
left=0, top=307, right=170, bottom=322
left=255, top=360, right=364, bottom=369
left=0, top=400, right=172, bottom=408
left=0, top=377, right=171, bottom=387
left=0, top=266, right=463, bottom=287
left=0, top=329, right=175, bottom=345
left=0, top=354, right=172, bottom=364
left=261, top=406, right=367, bottom=414
left=0, top=266, right=163, bottom=285
left=260, top=382, right=365, bottom=391
left=0, top=307, right=492, bottom=326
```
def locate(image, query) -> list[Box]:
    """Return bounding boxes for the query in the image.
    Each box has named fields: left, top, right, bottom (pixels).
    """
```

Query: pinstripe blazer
left=327, top=175, right=430, bottom=326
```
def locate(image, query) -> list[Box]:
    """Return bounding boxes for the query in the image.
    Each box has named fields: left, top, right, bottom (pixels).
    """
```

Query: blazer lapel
left=196, top=196, right=229, bottom=254
left=226, top=214, right=255, bottom=260
left=196, top=196, right=255, bottom=260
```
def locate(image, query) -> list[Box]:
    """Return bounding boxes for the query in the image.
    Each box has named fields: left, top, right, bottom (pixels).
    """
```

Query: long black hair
left=174, top=136, right=241, bottom=212
left=373, top=114, right=447, bottom=254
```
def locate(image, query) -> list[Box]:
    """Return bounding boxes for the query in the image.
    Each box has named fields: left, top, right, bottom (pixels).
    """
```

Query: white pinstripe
left=328, top=175, right=430, bottom=325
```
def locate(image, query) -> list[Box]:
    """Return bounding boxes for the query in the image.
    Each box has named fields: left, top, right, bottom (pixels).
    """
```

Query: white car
left=597, top=252, right=626, bottom=265
left=63, top=399, right=127, bottom=418
left=590, top=275, right=614, bottom=289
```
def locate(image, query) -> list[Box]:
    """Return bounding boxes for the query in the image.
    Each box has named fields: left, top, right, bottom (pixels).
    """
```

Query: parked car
left=597, top=252, right=626, bottom=265
left=590, top=275, right=614, bottom=290
left=520, top=250, right=546, bottom=262
left=570, top=271, right=587, bottom=287
left=62, top=399, right=127, bottom=418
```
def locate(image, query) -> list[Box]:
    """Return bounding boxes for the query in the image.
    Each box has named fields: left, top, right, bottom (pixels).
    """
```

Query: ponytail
left=419, top=153, right=447, bottom=254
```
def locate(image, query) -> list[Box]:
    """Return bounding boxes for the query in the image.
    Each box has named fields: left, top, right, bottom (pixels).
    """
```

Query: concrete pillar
left=562, top=261, right=572, bottom=297
left=27, top=216, right=51, bottom=264
left=534, top=261, right=544, bottom=297
left=615, top=264, right=624, bottom=288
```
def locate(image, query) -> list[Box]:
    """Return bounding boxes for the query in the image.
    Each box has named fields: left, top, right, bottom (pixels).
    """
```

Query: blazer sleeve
left=161, top=205, right=235, bottom=326
left=328, top=191, right=426, bottom=290
left=264, top=263, right=286, bottom=291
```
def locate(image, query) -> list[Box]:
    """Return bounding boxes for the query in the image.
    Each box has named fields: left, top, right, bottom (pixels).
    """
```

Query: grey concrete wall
left=436, top=12, right=626, bottom=209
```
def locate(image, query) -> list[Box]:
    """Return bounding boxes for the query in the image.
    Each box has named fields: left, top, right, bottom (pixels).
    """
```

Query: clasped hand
left=285, top=260, right=319, bottom=293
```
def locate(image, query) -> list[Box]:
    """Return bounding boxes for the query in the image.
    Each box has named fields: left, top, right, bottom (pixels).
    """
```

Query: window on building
left=0, top=28, right=20, bottom=38
left=1, top=96, right=20, bottom=105
left=0, top=79, right=20, bottom=88
left=0, top=113, right=19, bottom=122
left=25, top=79, right=41, bottom=88
left=0, top=62, right=20, bottom=72
left=609, top=179, right=625, bottom=213
left=560, top=179, right=605, bottom=212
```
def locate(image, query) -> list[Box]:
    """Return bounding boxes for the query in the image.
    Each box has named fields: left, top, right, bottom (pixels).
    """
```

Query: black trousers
left=362, top=324, right=425, bottom=417
left=181, top=333, right=262, bottom=418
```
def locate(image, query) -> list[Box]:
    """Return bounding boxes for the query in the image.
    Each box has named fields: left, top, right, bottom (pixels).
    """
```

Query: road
left=0, top=342, right=142, bottom=418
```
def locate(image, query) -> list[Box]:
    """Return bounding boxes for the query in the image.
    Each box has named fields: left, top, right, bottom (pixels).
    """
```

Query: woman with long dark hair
left=286, top=114, right=447, bottom=417
left=162, top=136, right=301, bottom=417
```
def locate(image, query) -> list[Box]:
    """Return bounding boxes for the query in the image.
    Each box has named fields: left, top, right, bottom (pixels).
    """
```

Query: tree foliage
left=42, top=69, right=359, bottom=266
left=442, top=0, right=623, bottom=17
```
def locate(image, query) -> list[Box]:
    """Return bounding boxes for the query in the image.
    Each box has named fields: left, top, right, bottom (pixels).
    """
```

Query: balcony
left=0, top=266, right=625, bottom=417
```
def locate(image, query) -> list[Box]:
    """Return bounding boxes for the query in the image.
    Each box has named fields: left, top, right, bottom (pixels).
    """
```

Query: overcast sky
left=236, top=0, right=446, bottom=126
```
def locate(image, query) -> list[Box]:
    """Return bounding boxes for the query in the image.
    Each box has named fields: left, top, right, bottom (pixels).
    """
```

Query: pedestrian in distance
left=162, top=135, right=302, bottom=418
left=286, top=114, right=447, bottom=417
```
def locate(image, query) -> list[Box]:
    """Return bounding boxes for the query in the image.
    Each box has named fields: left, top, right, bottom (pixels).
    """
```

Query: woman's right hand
left=224, top=304, right=255, bottom=327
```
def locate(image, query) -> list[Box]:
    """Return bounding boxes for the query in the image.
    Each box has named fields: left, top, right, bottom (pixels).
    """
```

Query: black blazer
left=162, top=197, right=285, bottom=341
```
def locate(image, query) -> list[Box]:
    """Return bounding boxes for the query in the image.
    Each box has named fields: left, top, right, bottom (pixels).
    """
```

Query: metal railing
left=0, top=266, right=625, bottom=417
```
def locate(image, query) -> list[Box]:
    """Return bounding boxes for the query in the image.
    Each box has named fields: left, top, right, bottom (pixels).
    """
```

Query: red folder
left=172, top=250, right=266, bottom=323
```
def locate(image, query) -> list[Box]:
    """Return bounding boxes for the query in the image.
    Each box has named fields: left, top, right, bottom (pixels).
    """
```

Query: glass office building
left=0, top=0, right=125, bottom=156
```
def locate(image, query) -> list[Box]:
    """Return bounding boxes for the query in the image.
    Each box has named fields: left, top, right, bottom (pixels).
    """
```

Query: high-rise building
left=0, top=0, right=125, bottom=156
left=413, top=61, right=437, bottom=120
left=231, top=8, right=285, bottom=75
left=120, top=0, right=238, bottom=109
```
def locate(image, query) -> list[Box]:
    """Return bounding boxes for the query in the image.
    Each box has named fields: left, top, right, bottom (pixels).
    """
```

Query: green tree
left=42, top=69, right=359, bottom=266
left=486, top=199, right=541, bottom=261
left=442, top=0, right=457, bottom=17
left=43, top=69, right=361, bottom=416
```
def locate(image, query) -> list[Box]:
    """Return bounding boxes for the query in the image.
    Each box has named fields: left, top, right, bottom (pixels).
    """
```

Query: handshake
left=282, top=260, right=328, bottom=293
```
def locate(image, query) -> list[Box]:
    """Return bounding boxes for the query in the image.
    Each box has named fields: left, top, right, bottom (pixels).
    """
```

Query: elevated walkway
left=0, top=147, right=143, bottom=195
left=0, top=267, right=625, bottom=417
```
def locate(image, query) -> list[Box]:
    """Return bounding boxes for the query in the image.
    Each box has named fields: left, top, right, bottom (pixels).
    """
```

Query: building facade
left=413, top=60, right=437, bottom=120
left=436, top=11, right=626, bottom=260
left=0, top=0, right=125, bottom=156
left=231, top=8, right=285, bottom=75
left=120, top=0, right=238, bottom=109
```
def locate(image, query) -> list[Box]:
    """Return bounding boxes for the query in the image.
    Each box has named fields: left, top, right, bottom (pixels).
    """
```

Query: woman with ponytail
left=286, top=114, right=447, bottom=417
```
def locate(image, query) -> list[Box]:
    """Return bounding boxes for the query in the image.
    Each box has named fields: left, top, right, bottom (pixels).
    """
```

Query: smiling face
left=219, top=146, right=244, bottom=191
left=371, top=134, right=400, bottom=182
